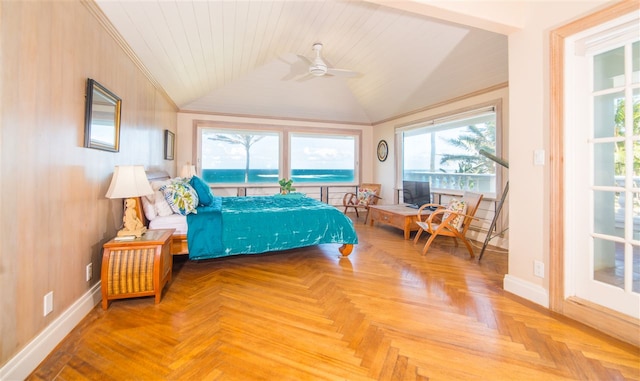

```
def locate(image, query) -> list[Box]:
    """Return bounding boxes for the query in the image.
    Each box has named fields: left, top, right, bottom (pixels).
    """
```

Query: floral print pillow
left=443, top=199, right=467, bottom=231
left=160, top=179, right=199, bottom=216
left=356, top=188, right=377, bottom=206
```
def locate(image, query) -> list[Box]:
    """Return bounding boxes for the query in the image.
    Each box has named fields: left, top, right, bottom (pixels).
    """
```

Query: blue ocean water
left=202, top=169, right=354, bottom=184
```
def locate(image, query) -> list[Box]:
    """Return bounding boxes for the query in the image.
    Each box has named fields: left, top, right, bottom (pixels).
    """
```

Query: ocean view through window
left=198, top=126, right=359, bottom=185
left=399, top=105, right=500, bottom=195
left=201, top=131, right=279, bottom=184
left=290, top=134, right=355, bottom=183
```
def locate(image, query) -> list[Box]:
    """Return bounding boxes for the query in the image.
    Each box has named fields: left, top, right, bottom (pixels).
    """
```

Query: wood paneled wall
left=0, top=0, right=177, bottom=366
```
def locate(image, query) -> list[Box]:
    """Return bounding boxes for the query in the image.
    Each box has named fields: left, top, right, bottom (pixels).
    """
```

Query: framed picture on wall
left=84, top=78, right=122, bottom=152
left=377, top=140, right=388, bottom=162
left=164, top=130, right=175, bottom=160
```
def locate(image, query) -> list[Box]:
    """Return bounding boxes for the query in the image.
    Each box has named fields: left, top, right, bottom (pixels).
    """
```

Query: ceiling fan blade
left=287, top=44, right=361, bottom=80
left=295, top=73, right=315, bottom=82
left=279, top=55, right=312, bottom=81
left=297, top=54, right=313, bottom=66
left=327, top=68, right=360, bottom=78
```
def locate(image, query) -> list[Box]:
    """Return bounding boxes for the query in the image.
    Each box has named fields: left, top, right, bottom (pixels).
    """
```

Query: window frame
left=198, top=127, right=282, bottom=185
left=394, top=100, right=504, bottom=200
left=195, top=121, right=362, bottom=187
left=288, top=131, right=359, bottom=186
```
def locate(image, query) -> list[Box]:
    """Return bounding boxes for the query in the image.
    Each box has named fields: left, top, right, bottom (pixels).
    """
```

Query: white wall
left=504, top=1, right=610, bottom=306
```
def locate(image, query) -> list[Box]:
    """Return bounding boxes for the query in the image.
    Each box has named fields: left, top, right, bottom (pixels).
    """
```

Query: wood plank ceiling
left=95, top=0, right=508, bottom=125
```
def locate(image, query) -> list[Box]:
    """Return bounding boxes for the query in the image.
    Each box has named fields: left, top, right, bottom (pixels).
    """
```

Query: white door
left=565, top=14, right=639, bottom=318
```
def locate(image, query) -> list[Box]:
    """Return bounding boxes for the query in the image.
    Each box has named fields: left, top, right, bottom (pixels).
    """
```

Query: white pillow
left=148, top=179, right=175, bottom=217
left=154, top=190, right=175, bottom=217
left=141, top=195, right=157, bottom=221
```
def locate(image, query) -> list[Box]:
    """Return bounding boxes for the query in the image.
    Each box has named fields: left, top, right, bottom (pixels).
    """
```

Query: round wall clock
left=377, top=140, right=388, bottom=162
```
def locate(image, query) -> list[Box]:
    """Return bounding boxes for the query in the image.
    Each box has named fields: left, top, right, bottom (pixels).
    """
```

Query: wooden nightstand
left=101, top=229, right=175, bottom=310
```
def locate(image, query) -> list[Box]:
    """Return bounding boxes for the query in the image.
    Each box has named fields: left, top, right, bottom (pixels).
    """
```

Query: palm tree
left=208, top=134, right=265, bottom=182
left=439, top=123, right=496, bottom=174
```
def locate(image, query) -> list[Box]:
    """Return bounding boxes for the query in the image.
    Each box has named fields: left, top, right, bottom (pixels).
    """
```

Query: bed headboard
left=146, top=170, right=171, bottom=182
left=137, top=170, right=172, bottom=226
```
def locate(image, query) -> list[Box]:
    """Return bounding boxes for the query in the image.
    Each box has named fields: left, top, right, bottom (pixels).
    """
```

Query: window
left=197, top=125, right=360, bottom=186
left=290, top=134, right=356, bottom=184
left=398, top=105, right=500, bottom=194
left=200, top=130, right=280, bottom=184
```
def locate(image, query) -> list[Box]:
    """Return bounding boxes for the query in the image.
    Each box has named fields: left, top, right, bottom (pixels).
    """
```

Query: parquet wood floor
left=30, top=218, right=639, bottom=380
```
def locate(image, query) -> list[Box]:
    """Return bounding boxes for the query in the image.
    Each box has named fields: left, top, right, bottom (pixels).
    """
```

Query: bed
left=140, top=172, right=357, bottom=260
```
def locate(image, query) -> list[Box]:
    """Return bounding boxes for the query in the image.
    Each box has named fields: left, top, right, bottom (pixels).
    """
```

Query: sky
left=202, top=132, right=355, bottom=170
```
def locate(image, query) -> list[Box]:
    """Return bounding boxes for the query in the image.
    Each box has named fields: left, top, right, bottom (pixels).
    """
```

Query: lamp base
left=119, top=197, right=147, bottom=238
left=117, top=226, right=147, bottom=238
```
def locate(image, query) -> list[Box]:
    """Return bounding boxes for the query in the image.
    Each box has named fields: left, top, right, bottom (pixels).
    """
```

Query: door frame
left=549, top=0, right=640, bottom=346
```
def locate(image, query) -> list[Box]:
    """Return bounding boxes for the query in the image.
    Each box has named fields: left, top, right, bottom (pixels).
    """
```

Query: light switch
left=534, top=149, right=545, bottom=166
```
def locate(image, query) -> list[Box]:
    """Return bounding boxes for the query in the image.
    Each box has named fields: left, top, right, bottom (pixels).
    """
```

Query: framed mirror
left=84, top=78, right=121, bottom=152
left=164, top=130, right=175, bottom=160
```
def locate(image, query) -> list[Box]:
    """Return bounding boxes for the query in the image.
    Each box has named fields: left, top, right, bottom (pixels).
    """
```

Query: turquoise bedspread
left=186, top=197, right=223, bottom=259
left=186, top=196, right=358, bottom=260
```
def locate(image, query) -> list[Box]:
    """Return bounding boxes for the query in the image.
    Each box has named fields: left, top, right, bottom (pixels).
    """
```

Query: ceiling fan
left=300, top=43, right=359, bottom=78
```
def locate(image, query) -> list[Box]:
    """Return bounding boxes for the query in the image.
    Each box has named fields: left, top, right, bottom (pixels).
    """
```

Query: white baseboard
left=503, top=274, right=549, bottom=308
left=0, top=282, right=101, bottom=381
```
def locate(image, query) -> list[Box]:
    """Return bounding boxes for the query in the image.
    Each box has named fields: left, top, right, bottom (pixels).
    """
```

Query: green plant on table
left=278, top=178, right=296, bottom=195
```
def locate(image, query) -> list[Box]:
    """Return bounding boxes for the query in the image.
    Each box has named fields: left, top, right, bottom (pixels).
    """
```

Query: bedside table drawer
left=101, top=229, right=174, bottom=309
left=105, top=247, right=156, bottom=296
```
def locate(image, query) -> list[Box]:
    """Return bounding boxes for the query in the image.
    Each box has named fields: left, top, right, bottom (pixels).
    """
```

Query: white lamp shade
left=180, top=164, right=197, bottom=178
left=105, top=165, right=153, bottom=199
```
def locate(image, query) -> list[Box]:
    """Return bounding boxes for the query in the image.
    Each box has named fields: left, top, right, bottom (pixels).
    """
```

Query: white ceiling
left=95, top=0, right=508, bottom=125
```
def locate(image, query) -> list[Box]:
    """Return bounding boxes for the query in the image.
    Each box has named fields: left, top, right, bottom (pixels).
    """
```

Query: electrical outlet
left=86, top=263, right=93, bottom=282
left=44, top=291, right=53, bottom=316
left=534, top=260, right=545, bottom=278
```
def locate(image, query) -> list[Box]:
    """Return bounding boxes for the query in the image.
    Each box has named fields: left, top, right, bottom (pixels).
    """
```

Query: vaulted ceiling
left=95, top=0, right=508, bottom=125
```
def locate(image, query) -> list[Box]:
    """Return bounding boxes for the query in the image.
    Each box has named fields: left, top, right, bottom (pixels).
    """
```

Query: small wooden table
left=368, top=204, right=422, bottom=239
left=101, top=229, right=175, bottom=309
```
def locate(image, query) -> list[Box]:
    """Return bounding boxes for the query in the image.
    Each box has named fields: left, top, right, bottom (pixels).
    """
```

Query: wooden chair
left=342, top=183, right=381, bottom=223
left=413, top=192, right=483, bottom=257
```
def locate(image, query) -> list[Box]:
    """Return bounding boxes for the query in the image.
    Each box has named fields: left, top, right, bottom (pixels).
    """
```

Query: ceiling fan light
left=309, top=67, right=326, bottom=76
left=309, top=64, right=327, bottom=76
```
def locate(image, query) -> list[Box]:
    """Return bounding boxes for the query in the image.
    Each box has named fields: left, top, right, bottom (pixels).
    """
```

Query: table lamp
left=105, top=165, right=153, bottom=238
left=180, top=163, right=197, bottom=178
